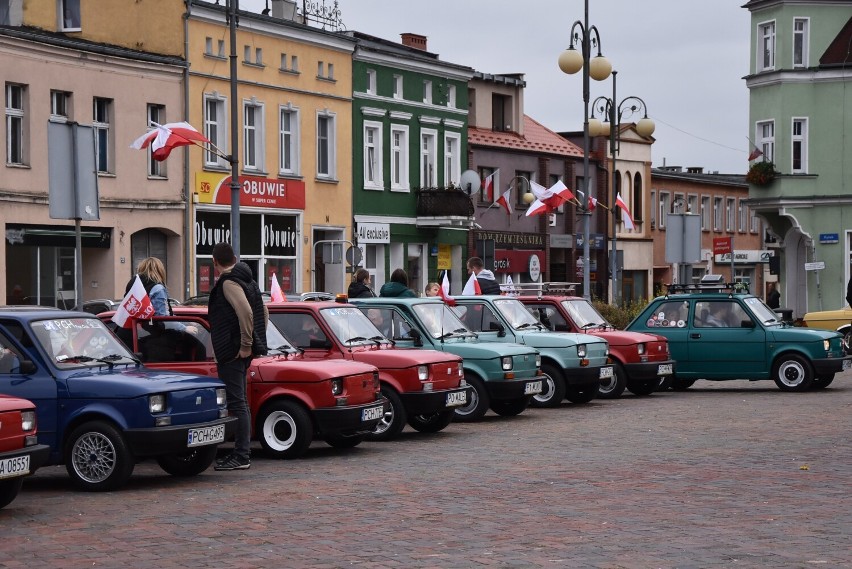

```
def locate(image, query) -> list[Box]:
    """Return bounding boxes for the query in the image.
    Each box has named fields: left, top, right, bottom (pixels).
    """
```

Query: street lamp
left=589, top=70, right=654, bottom=305
left=558, top=0, right=611, bottom=300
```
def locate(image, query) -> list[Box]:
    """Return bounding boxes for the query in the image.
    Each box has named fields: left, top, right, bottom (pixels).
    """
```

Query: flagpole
left=609, top=71, right=620, bottom=305
left=228, top=0, right=241, bottom=256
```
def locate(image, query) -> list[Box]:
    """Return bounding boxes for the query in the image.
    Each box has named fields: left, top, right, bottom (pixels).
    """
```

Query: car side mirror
left=555, top=324, right=570, bottom=332
left=489, top=321, right=506, bottom=337
left=740, top=319, right=755, bottom=329
left=407, top=328, right=423, bottom=347
left=19, top=360, right=36, bottom=374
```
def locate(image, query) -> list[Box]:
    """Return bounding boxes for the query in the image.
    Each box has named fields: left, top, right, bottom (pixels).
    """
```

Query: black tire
left=0, top=478, right=23, bottom=509
left=772, top=354, right=814, bottom=392
left=407, top=410, right=455, bottom=434
left=325, top=435, right=363, bottom=449
left=811, top=374, right=835, bottom=389
left=565, top=383, right=597, bottom=404
left=627, top=379, right=658, bottom=396
left=453, top=374, right=490, bottom=422
left=598, top=362, right=627, bottom=399
left=366, top=386, right=406, bottom=442
left=490, top=397, right=529, bottom=417
left=656, top=375, right=674, bottom=391
left=156, top=445, right=218, bottom=477
left=257, top=399, right=314, bottom=459
left=529, top=364, right=566, bottom=408
left=65, top=420, right=134, bottom=492
left=842, top=328, right=851, bottom=355
left=671, top=378, right=696, bottom=391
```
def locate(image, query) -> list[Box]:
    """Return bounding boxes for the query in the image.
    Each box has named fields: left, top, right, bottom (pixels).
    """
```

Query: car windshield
left=320, top=306, right=387, bottom=345
left=412, top=303, right=473, bottom=339
left=744, top=296, right=780, bottom=324
left=29, top=317, right=137, bottom=368
left=562, top=299, right=610, bottom=329
left=265, top=321, right=297, bottom=353
left=492, top=298, right=544, bottom=330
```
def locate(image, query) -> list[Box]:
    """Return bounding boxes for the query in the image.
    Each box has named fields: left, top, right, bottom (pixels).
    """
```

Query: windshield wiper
left=343, top=336, right=368, bottom=345
left=516, top=322, right=534, bottom=330
left=368, top=335, right=387, bottom=345
left=581, top=322, right=605, bottom=331
left=56, top=353, right=127, bottom=370
left=269, top=344, right=300, bottom=355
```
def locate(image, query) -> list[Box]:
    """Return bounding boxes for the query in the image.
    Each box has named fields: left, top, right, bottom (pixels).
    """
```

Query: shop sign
left=195, top=211, right=297, bottom=256
left=357, top=222, right=390, bottom=243
left=493, top=249, right=547, bottom=275
left=473, top=231, right=544, bottom=247
left=714, top=250, right=773, bottom=263
left=574, top=233, right=605, bottom=250
left=437, top=244, right=452, bottom=270
left=550, top=233, right=573, bottom=248
left=195, top=172, right=306, bottom=209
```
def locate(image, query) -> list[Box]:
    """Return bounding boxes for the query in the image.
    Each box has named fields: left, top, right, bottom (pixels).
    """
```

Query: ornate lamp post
left=589, top=71, right=654, bottom=305
left=558, top=0, right=611, bottom=300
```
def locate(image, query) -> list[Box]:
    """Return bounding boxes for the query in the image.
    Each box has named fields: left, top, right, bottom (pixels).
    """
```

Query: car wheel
left=156, top=445, right=218, bottom=477
left=66, top=420, right=134, bottom=492
left=627, top=379, right=658, bottom=396
left=671, top=378, right=696, bottom=391
left=0, top=478, right=23, bottom=509
left=772, top=354, right=814, bottom=392
left=257, top=400, right=313, bottom=459
left=366, top=386, right=406, bottom=442
left=565, top=383, right=597, bottom=404
left=843, top=329, right=852, bottom=355
left=407, top=410, right=455, bottom=434
left=598, top=362, right=627, bottom=399
left=811, top=374, right=835, bottom=389
left=324, top=435, right=363, bottom=449
left=489, top=397, right=530, bottom=417
left=453, top=374, right=490, bottom=422
left=529, top=364, right=566, bottom=408
left=656, top=376, right=674, bottom=391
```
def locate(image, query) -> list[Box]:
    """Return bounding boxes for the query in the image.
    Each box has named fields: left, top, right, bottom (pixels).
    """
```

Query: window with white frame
left=366, top=69, right=376, bottom=95
left=279, top=105, right=299, bottom=175
left=0, top=2, right=9, bottom=25
left=316, top=111, right=336, bottom=179
left=713, top=197, right=723, bottom=231
left=327, top=63, right=334, bottom=80
left=423, top=80, right=432, bottom=104
left=390, top=125, right=409, bottom=191
left=243, top=45, right=251, bottom=63
left=50, top=90, right=70, bottom=122
left=726, top=198, right=736, bottom=232
left=479, top=167, right=498, bottom=205
left=93, top=97, right=112, bottom=173
left=751, top=208, right=760, bottom=233
left=59, top=0, right=81, bottom=30
left=701, top=196, right=711, bottom=230
left=5, top=83, right=25, bottom=165
left=217, top=40, right=225, bottom=58
left=420, top=129, right=437, bottom=187
left=203, top=93, right=228, bottom=168
left=658, top=191, right=670, bottom=229
left=650, top=191, right=656, bottom=227
left=792, top=117, right=808, bottom=173
left=147, top=104, right=166, bottom=178
left=393, top=75, right=403, bottom=99
left=757, top=120, right=775, bottom=162
left=255, top=48, right=263, bottom=66
left=205, top=37, right=213, bottom=56
left=447, top=84, right=456, bottom=108
left=290, top=55, right=299, bottom=72
left=317, top=61, right=324, bottom=78
left=444, top=132, right=461, bottom=187
left=243, top=100, right=264, bottom=171
left=363, top=121, right=383, bottom=189
left=793, top=18, right=809, bottom=68
left=687, top=194, right=698, bottom=216
left=758, top=21, right=775, bottom=71
left=738, top=200, right=747, bottom=232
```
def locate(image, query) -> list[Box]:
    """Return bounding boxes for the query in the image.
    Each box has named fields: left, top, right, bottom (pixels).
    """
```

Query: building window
left=0, top=2, right=9, bottom=25
left=205, top=37, right=213, bottom=56
left=363, top=121, right=383, bottom=189
left=447, top=84, right=456, bottom=108
left=492, top=94, right=511, bottom=131
left=658, top=191, right=670, bottom=229
left=737, top=200, right=747, bottom=233
left=59, top=0, right=81, bottom=30
left=713, top=197, right=723, bottom=231
left=243, top=45, right=251, bottom=63
left=444, top=132, right=461, bottom=187
left=217, top=40, right=225, bottom=58
left=393, top=75, right=403, bottom=99
left=317, top=61, right=325, bottom=78
left=290, top=55, right=299, bottom=72
left=5, top=83, right=26, bottom=165
left=756, top=120, right=775, bottom=162
left=632, top=173, right=643, bottom=222
left=423, top=80, right=432, bottom=104
left=255, top=48, right=263, bottom=66
left=327, top=63, right=334, bottom=80
left=316, top=112, right=336, bottom=179
left=792, top=117, right=808, bottom=173
left=390, top=125, right=409, bottom=191
left=50, top=90, right=70, bottom=122
left=515, top=171, right=534, bottom=207
left=479, top=167, right=498, bottom=205
left=366, top=69, right=377, bottom=95
left=280, top=53, right=288, bottom=70
left=793, top=18, right=809, bottom=68
left=279, top=105, right=299, bottom=175
left=758, top=21, right=775, bottom=71
left=650, top=190, right=656, bottom=227
left=420, top=129, right=437, bottom=187
left=243, top=101, right=264, bottom=171
left=687, top=194, right=698, bottom=216
left=93, top=97, right=112, bottom=174
left=751, top=208, right=761, bottom=234
left=203, top=93, right=227, bottom=168
left=701, top=196, right=710, bottom=230
left=147, top=104, right=166, bottom=178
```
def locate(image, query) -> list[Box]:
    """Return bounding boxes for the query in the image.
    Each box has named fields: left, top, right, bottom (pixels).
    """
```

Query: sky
left=241, top=0, right=753, bottom=175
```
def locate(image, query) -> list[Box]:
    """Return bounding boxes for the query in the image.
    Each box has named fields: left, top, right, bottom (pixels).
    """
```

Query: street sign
left=713, top=236, right=732, bottom=256
left=819, top=233, right=839, bottom=244
left=804, top=261, right=825, bottom=271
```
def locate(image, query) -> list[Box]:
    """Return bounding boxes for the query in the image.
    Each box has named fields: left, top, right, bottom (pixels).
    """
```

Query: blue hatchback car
left=0, top=308, right=235, bottom=491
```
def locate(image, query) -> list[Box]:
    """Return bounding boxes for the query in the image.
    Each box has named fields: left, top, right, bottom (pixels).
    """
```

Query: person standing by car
left=347, top=269, right=376, bottom=299
left=767, top=282, right=781, bottom=309
left=424, top=282, right=441, bottom=297
left=379, top=268, right=417, bottom=298
left=466, top=257, right=501, bottom=295
left=126, top=257, right=173, bottom=316
left=208, top=243, right=268, bottom=472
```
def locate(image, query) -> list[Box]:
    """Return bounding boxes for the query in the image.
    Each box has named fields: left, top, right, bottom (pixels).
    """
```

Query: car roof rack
left=665, top=275, right=749, bottom=296
left=499, top=282, right=579, bottom=298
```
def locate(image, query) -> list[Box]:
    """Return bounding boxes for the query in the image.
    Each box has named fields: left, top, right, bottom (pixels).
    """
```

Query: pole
left=730, top=235, right=735, bottom=284
left=609, top=71, right=619, bottom=305
left=228, top=0, right=241, bottom=256
left=581, top=0, right=592, bottom=300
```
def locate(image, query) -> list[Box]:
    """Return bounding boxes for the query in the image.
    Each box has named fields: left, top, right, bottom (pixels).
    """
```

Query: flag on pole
left=588, top=195, right=597, bottom=211
left=438, top=270, right=456, bottom=306
left=111, top=275, right=155, bottom=328
left=504, top=275, right=518, bottom=296
left=482, top=170, right=497, bottom=202
left=747, top=145, right=764, bottom=161
left=615, top=192, right=635, bottom=230
left=462, top=273, right=482, bottom=295
left=525, top=198, right=550, bottom=217
left=130, top=121, right=210, bottom=161
left=269, top=273, right=286, bottom=302
left=495, top=188, right=513, bottom=215
left=546, top=179, right=576, bottom=205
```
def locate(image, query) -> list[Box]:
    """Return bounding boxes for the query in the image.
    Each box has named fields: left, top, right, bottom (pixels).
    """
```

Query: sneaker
left=214, top=454, right=250, bottom=471
left=215, top=453, right=234, bottom=467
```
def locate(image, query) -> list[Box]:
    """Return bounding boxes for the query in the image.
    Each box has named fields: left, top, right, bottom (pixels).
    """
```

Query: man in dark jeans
left=208, top=243, right=268, bottom=471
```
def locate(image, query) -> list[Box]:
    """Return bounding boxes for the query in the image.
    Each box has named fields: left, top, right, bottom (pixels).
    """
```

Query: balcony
left=415, top=187, right=475, bottom=228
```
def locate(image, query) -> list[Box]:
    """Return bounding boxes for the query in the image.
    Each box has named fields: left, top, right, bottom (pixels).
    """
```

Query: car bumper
left=486, top=376, right=543, bottom=400
left=812, top=355, right=852, bottom=376
left=0, top=444, right=51, bottom=478
left=400, top=385, right=473, bottom=414
left=566, top=364, right=611, bottom=387
left=124, top=416, right=237, bottom=456
left=313, top=398, right=391, bottom=437
left=623, top=359, right=677, bottom=381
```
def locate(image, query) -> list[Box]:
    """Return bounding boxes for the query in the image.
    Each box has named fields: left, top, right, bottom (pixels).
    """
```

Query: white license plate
left=524, top=380, right=543, bottom=395
left=187, top=424, right=225, bottom=448
left=658, top=363, right=674, bottom=375
left=843, top=360, right=851, bottom=371
left=361, top=405, right=384, bottom=421
left=446, top=390, right=467, bottom=407
left=599, top=366, right=614, bottom=379
left=0, top=455, right=30, bottom=479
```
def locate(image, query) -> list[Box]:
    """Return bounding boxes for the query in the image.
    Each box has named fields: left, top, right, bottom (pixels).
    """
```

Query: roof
left=651, top=168, right=747, bottom=188
left=820, top=16, right=852, bottom=67
left=469, top=116, right=584, bottom=157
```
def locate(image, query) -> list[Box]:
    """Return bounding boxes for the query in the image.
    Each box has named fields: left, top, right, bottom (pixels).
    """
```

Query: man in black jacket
left=466, top=257, right=501, bottom=295
left=208, top=243, right=268, bottom=471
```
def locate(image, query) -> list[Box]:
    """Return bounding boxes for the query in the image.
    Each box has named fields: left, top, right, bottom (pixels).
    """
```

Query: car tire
left=811, top=374, right=835, bottom=389
left=324, top=435, right=363, bottom=449
left=772, top=354, right=814, bottom=392
left=530, top=364, right=566, bottom=408
left=453, top=374, right=490, bottom=422
left=489, top=397, right=530, bottom=417
left=156, top=445, right=218, bottom=477
left=843, top=329, right=852, bottom=355
left=656, top=376, right=674, bottom=391
left=0, top=478, right=23, bottom=509
left=627, top=378, right=658, bottom=396
left=257, top=400, right=313, bottom=459
left=407, top=410, right=455, bottom=434
left=598, top=362, right=627, bottom=399
left=366, top=386, right=406, bottom=442
left=671, top=378, right=696, bottom=391
left=565, top=382, right=598, bottom=404
left=66, top=420, right=134, bottom=492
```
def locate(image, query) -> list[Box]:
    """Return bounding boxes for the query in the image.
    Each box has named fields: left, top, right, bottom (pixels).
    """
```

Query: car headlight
left=637, top=343, right=646, bottom=355
left=535, top=353, right=541, bottom=368
left=21, top=410, right=36, bottom=432
left=417, top=365, right=429, bottom=381
left=458, top=363, right=464, bottom=377
left=149, top=394, right=166, bottom=414
left=824, top=339, right=830, bottom=352
left=331, top=379, right=343, bottom=396
left=501, top=356, right=512, bottom=371
left=216, top=388, right=227, bottom=406
left=577, top=344, right=587, bottom=358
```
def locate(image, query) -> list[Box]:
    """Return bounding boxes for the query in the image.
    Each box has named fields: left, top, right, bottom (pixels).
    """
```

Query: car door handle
left=690, top=333, right=701, bottom=339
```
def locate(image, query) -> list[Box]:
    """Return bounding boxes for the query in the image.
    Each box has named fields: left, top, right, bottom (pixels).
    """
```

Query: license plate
left=361, top=405, right=384, bottom=421
left=186, top=424, right=225, bottom=448
left=524, top=380, right=543, bottom=395
left=446, top=390, right=467, bottom=407
left=0, top=455, right=30, bottom=479
left=599, top=366, right=614, bottom=379
left=844, top=360, right=851, bottom=371
left=658, top=363, right=673, bottom=375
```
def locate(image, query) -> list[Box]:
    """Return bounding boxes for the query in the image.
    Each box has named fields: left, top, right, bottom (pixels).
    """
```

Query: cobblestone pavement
left=3, top=373, right=852, bottom=569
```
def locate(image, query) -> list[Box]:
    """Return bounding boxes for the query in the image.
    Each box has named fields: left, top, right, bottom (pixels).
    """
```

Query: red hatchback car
left=0, top=393, right=50, bottom=509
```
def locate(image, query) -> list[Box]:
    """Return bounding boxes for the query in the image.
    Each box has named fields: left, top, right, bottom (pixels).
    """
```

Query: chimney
left=271, top=0, right=298, bottom=20
left=401, top=33, right=428, bottom=51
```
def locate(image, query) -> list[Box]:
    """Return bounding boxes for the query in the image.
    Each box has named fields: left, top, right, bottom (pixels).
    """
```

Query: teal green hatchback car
left=626, top=278, right=851, bottom=391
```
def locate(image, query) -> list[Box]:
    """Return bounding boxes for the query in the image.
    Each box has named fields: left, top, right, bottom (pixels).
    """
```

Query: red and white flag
left=747, top=146, right=764, bottom=161
left=130, top=121, right=210, bottom=161
left=495, top=188, right=513, bottom=215
left=615, top=192, right=635, bottom=230
left=504, top=275, right=518, bottom=296
left=588, top=195, right=598, bottom=211
left=482, top=170, right=497, bottom=202
left=269, top=273, right=286, bottom=303
left=546, top=179, right=576, bottom=205
left=462, top=273, right=483, bottom=295
left=528, top=180, right=574, bottom=212
left=111, top=275, right=155, bottom=329
left=438, top=271, right=456, bottom=306
left=525, top=198, right=550, bottom=217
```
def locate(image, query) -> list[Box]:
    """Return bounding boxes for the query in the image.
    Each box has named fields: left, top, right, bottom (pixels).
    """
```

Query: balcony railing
left=415, top=187, right=475, bottom=218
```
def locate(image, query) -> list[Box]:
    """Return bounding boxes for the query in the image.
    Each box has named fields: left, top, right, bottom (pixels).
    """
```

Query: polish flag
left=504, top=275, right=518, bottom=296
left=482, top=170, right=497, bottom=202
left=269, top=273, right=286, bottom=302
left=525, top=198, right=550, bottom=217
left=588, top=195, right=598, bottom=211
left=615, top=192, right=636, bottom=230
left=747, top=146, right=764, bottom=161
left=529, top=180, right=573, bottom=211
left=111, top=275, right=155, bottom=328
left=547, top=179, right=576, bottom=205
left=495, top=188, right=513, bottom=215
left=438, top=271, right=456, bottom=306
left=131, top=121, right=210, bottom=161
left=462, top=273, right=482, bottom=295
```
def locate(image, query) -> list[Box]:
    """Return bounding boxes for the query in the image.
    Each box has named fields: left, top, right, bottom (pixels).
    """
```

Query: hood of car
left=436, top=341, right=537, bottom=360
left=251, top=357, right=376, bottom=382
left=586, top=329, right=666, bottom=347
left=349, top=348, right=458, bottom=370
left=515, top=331, right=607, bottom=348
left=63, top=367, right=224, bottom=397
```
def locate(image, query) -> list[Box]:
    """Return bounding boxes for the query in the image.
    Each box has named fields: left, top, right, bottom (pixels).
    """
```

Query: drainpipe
left=183, top=0, right=193, bottom=299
